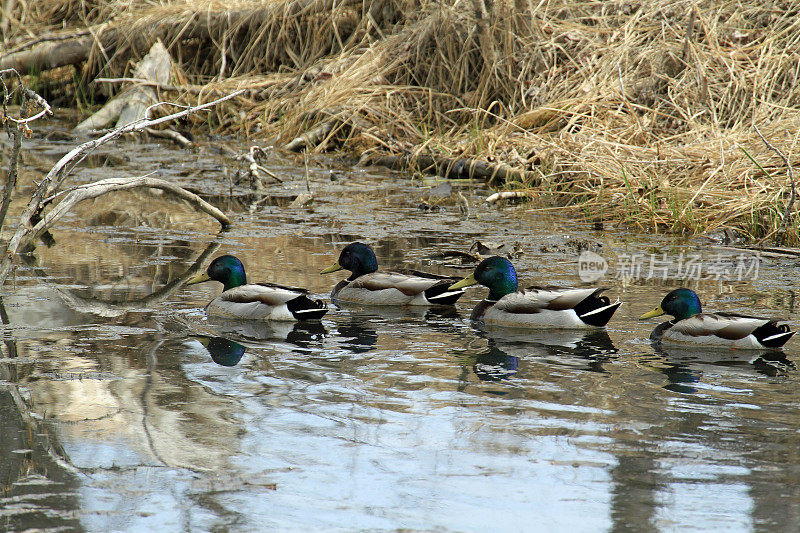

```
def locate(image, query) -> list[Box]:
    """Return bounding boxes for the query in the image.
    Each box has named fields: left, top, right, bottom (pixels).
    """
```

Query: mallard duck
left=640, top=288, right=795, bottom=348
left=186, top=255, right=327, bottom=321
left=449, top=256, right=621, bottom=328
left=320, top=242, right=465, bottom=306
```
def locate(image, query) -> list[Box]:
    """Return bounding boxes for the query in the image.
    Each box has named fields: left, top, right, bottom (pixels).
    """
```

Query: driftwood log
left=0, top=0, right=364, bottom=75
left=0, top=32, right=101, bottom=72
left=285, top=121, right=335, bottom=152
left=362, top=153, right=540, bottom=186
left=74, top=41, right=172, bottom=133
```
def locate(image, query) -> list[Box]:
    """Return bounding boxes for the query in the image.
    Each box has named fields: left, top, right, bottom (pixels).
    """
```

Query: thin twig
left=0, top=70, right=52, bottom=125
left=681, top=7, right=697, bottom=62
left=4, top=88, right=53, bottom=125
left=0, top=90, right=26, bottom=233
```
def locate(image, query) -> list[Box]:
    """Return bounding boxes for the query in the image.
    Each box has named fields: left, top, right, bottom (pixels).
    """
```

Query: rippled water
left=2, top=120, right=800, bottom=532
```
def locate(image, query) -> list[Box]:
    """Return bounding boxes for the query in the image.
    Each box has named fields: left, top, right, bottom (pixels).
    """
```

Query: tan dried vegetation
left=5, top=0, right=800, bottom=243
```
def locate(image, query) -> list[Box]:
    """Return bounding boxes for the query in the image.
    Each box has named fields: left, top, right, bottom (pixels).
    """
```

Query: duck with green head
left=640, top=288, right=794, bottom=348
left=450, top=256, right=621, bottom=328
left=320, top=242, right=465, bottom=306
left=186, top=255, right=327, bottom=321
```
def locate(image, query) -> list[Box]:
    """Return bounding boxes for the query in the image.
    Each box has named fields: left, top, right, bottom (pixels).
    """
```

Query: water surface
left=2, top=120, right=800, bottom=532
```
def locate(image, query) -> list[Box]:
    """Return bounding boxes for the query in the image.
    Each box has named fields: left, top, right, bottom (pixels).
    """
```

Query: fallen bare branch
left=231, top=146, right=282, bottom=189
left=3, top=28, right=97, bottom=56
left=21, top=175, right=229, bottom=251
left=485, top=191, right=531, bottom=204
left=145, top=127, right=192, bottom=148
left=0, top=33, right=99, bottom=72
left=285, top=121, right=334, bottom=152
left=0, top=89, right=243, bottom=284
left=364, top=153, right=539, bottom=186
left=74, top=41, right=172, bottom=133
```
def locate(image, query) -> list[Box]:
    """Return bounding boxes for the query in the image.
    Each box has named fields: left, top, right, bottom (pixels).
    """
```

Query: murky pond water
left=2, top=118, right=800, bottom=532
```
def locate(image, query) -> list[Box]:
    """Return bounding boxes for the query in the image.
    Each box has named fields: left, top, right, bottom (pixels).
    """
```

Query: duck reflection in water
left=198, top=336, right=247, bottom=367
left=202, top=316, right=327, bottom=351
left=649, top=344, right=795, bottom=394
left=472, top=342, right=519, bottom=382
left=460, top=329, right=619, bottom=383
left=335, top=318, right=379, bottom=354
left=485, top=328, right=618, bottom=373
left=195, top=318, right=330, bottom=367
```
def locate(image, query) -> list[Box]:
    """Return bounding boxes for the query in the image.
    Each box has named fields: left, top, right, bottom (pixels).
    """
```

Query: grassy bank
left=5, top=0, right=800, bottom=243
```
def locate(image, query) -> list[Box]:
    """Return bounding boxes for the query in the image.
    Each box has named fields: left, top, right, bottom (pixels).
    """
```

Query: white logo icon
left=578, top=250, right=608, bottom=282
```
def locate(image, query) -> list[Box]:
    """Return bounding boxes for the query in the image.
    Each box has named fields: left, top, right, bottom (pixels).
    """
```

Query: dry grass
left=9, top=0, right=800, bottom=243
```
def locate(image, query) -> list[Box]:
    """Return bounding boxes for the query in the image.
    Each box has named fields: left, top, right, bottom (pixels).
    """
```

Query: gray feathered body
left=206, top=283, right=327, bottom=321
left=652, top=312, right=794, bottom=348
left=473, top=287, right=620, bottom=329
left=332, top=271, right=464, bottom=306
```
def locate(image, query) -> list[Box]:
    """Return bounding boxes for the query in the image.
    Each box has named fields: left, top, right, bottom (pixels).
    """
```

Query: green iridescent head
left=640, top=288, right=702, bottom=321
left=186, top=255, right=247, bottom=291
left=320, top=242, right=379, bottom=280
left=450, top=256, right=519, bottom=301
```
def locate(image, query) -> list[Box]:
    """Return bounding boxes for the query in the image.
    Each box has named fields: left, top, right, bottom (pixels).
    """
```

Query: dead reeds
left=5, top=0, right=800, bottom=243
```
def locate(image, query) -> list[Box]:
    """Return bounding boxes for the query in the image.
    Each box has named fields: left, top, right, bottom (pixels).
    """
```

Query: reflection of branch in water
left=0, top=297, right=83, bottom=476
left=2, top=386, right=83, bottom=476
left=141, top=339, right=170, bottom=468
left=138, top=338, right=227, bottom=475
left=22, top=237, right=222, bottom=317
left=0, top=296, right=18, bottom=382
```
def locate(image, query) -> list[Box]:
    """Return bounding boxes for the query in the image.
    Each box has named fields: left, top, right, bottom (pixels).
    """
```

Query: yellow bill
left=449, top=273, right=478, bottom=290
left=639, top=305, right=665, bottom=320
left=185, top=272, right=211, bottom=285
left=320, top=261, right=343, bottom=274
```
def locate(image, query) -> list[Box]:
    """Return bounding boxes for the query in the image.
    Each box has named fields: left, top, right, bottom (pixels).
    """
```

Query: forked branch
left=0, top=89, right=244, bottom=284
left=27, top=175, right=230, bottom=245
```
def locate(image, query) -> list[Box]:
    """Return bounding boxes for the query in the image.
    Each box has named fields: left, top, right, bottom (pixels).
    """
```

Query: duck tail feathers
left=574, top=294, right=621, bottom=327
left=753, top=322, right=795, bottom=348
left=424, top=283, right=466, bottom=306
left=286, top=295, right=328, bottom=320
